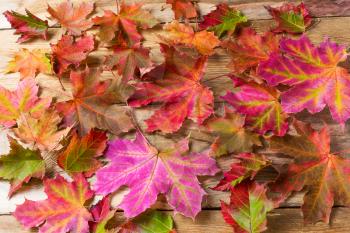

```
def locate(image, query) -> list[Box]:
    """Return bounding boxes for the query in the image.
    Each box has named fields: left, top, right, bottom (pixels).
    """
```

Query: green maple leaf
left=200, top=4, right=247, bottom=38
left=0, top=139, right=45, bottom=197
left=119, top=210, right=175, bottom=233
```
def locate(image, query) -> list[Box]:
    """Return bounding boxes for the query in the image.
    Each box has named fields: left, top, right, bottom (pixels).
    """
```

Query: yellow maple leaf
left=6, top=48, right=52, bottom=79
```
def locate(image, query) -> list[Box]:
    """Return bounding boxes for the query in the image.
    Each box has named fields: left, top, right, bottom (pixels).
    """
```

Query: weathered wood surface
left=2, top=208, right=350, bottom=233
left=1, top=0, right=350, bottom=232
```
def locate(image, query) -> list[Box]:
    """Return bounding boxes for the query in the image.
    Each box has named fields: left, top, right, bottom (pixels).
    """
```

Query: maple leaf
left=221, top=181, right=274, bottom=233
left=13, top=109, right=70, bottom=152
left=89, top=196, right=115, bottom=233
left=48, top=0, right=94, bottom=35
left=14, top=174, right=93, bottom=233
left=58, top=129, right=107, bottom=176
left=118, top=211, right=175, bottom=233
left=128, top=44, right=213, bottom=133
left=206, top=107, right=261, bottom=157
left=0, top=139, right=45, bottom=197
left=199, top=3, right=247, bottom=38
left=213, top=153, right=268, bottom=191
left=266, top=2, right=312, bottom=34
left=0, top=78, right=50, bottom=128
left=222, top=77, right=289, bottom=136
left=56, top=68, right=133, bottom=135
left=51, top=35, right=94, bottom=75
left=105, top=46, right=152, bottom=82
left=167, top=0, right=197, bottom=20
left=270, top=125, right=350, bottom=224
left=3, top=9, right=48, bottom=43
left=94, top=132, right=219, bottom=218
left=160, top=21, right=220, bottom=55
left=6, top=48, right=52, bottom=79
left=93, top=2, right=158, bottom=44
left=258, top=36, right=350, bottom=125
left=221, top=27, right=279, bottom=74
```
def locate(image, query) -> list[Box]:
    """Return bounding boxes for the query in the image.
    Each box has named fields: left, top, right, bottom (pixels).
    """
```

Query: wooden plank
left=1, top=0, right=350, bottom=29
left=2, top=207, right=350, bottom=233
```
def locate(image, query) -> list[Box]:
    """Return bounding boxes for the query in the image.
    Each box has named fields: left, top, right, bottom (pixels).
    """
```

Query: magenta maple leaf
left=14, top=174, right=93, bottom=233
left=259, top=36, right=350, bottom=125
left=93, top=132, right=219, bottom=218
left=222, top=77, right=289, bottom=136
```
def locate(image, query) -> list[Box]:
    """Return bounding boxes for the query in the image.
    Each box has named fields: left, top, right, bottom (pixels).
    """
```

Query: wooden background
left=1, top=0, right=350, bottom=232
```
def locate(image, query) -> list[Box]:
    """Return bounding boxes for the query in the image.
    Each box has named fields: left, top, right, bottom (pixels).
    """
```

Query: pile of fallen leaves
left=1, top=1, right=349, bottom=232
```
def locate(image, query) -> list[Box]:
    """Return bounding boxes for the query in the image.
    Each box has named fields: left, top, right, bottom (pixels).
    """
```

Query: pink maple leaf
left=14, top=174, right=93, bottom=233
left=259, top=36, right=350, bottom=125
left=93, top=132, right=219, bottom=218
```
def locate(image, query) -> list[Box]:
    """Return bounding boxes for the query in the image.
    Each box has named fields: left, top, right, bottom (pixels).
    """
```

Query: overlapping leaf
left=266, top=2, right=311, bottom=34
left=221, top=27, right=279, bottom=74
left=3, top=9, right=48, bottom=43
left=94, top=132, right=219, bottom=218
left=89, top=196, right=115, bottom=233
left=105, top=45, right=152, bottom=82
left=51, top=35, right=94, bottom=75
left=160, top=21, right=220, bottom=55
left=0, top=139, right=45, bottom=197
left=14, top=174, right=93, bottom=233
left=222, top=77, right=289, bottom=136
left=93, top=2, right=157, bottom=44
left=221, top=181, right=274, bottom=233
left=48, top=0, right=94, bottom=35
left=206, top=108, right=261, bottom=157
left=6, top=48, right=52, bottom=79
left=259, top=36, right=350, bottom=125
left=270, top=125, right=350, bottom=223
left=200, top=3, right=247, bottom=38
left=56, top=68, right=133, bottom=135
left=118, top=211, right=175, bottom=233
left=58, top=129, right=107, bottom=176
left=167, top=0, right=197, bottom=20
left=129, top=44, right=213, bottom=133
left=213, top=153, right=268, bottom=191
left=13, top=109, right=70, bottom=152
left=0, top=78, right=50, bottom=128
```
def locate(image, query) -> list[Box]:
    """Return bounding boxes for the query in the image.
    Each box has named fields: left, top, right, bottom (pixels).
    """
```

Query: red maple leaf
left=51, top=35, right=94, bottom=75
left=128, top=44, right=213, bottom=133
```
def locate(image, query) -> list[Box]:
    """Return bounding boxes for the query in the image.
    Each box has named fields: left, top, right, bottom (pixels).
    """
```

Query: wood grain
left=2, top=207, right=350, bottom=233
